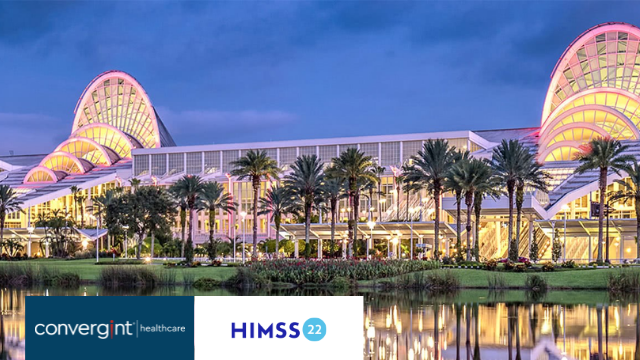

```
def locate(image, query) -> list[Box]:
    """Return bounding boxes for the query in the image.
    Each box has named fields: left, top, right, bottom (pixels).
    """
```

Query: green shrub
left=525, top=274, right=548, bottom=291
left=542, top=262, right=555, bottom=272
left=193, top=278, right=220, bottom=290
left=425, top=270, right=459, bottom=290
left=504, top=261, right=515, bottom=271
left=98, top=266, right=159, bottom=288
left=488, top=273, right=506, bottom=289
left=513, top=263, right=527, bottom=272
left=53, top=273, right=80, bottom=287
left=181, top=270, right=195, bottom=286
left=94, top=259, right=145, bottom=265
left=246, top=259, right=439, bottom=285
left=608, top=269, right=640, bottom=293
left=485, top=259, right=497, bottom=271
left=225, top=267, right=269, bottom=288
left=330, top=276, right=352, bottom=290
left=561, top=260, right=576, bottom=268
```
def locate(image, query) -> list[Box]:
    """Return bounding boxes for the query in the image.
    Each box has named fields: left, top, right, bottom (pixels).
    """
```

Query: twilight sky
left=1, top=1, right=640, bottom=156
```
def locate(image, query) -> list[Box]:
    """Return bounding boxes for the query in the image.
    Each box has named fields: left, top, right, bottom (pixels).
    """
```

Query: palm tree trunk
left=353, top=192, right=360, bottom=256
left=508, top=184, right=515, bottom=261
left=180, top=208, right=186, bottom=257
left=473, top=304, right=481, bottom=360
left=508, top=305, right=513, bottom=360
left=150, top=231, right=155, bottom=259
left=637, top=202, right=640, bottom=260
left=305, top=203, right=311, bottom=259
left=252, top=177, right=260, bottom=259
left=597, top=305, right=603, bottom=360
left=516, top=186, right=523, bottom=258
left=80, top=202, right=84, bottom=228
left=377, top=182, right=382, bottom=221
left=186, top=208, right=194, bottom=263
left=209, top=211, right=215, bottom=259
left=405, top=190, right=410, bottom=221
left=456, top=192, right=462, bottom=260
left=466, top=196, right=473, bottom=261
left=434, top=187, right=441, bottom=260
left=599, top=168, right=606, bottom=262
left=137, top=231, right=144, bottom=259
left=0, top=215, right=4, bottom=245
left=474, top=196, right=482, bottom=262
left=396, top=182, right=400, bottom=221
left=275, top=222, right=280, bottom=257
left=331, top=201, right=336, bottom=257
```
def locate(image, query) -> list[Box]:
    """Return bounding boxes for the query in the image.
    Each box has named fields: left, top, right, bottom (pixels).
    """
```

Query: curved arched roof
left=24, top=70, right=175, bottom=184
left=539, top=22, right=640, bottom=162
left=71, top=70, right=175, bottom=148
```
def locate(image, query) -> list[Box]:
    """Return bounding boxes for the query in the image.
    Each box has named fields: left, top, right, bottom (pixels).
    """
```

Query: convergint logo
left=34, top=320, right=186, bottom=340
left=232, top=318, right=326, bottom=342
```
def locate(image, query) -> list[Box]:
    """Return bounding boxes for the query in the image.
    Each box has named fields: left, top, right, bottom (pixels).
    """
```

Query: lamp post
left=95, top=215, right=100, bottom=263
left=27, top=226, right=34, bottom=258
left=562, top=204, right=569, bottom=262
left=122, top=225, right=129, bottom=259
left=367, top=221, right=375, bottom=260
left=240, top=211, right=247, bottom=263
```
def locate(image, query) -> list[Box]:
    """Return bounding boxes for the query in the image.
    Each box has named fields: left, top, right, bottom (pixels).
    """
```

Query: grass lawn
left=0, top=258, right=237, bottom=282
left=359, top=267, right=622, bottom=289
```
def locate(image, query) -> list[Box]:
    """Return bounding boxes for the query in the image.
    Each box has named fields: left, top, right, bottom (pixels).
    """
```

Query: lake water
left=0, top=287, right=635, bottom=360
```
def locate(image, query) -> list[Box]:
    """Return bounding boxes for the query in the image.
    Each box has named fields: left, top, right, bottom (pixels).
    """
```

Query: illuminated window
left=168, top=153, right=184, bottom=175
left=151, top=154, right=166, bottom=176
left=134, top=155, right=149, bottom=176
left=204, top=151, right=220, bottom=174
left=380, top=142, right=400, bottom=166
left=186, top=152, right=202, bottom=175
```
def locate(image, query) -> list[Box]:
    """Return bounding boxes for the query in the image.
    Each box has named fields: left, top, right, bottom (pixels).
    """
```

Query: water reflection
left=0, top=287, right=640, bottom=360
left=362, top=291, right=640, bottom=360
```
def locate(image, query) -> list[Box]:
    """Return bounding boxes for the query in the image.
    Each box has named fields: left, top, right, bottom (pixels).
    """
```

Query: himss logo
left=231, top=318, right=327, bottom=342
left=34, top=320, right=187, bottom=340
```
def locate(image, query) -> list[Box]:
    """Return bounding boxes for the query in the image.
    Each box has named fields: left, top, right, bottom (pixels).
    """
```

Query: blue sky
left=1, top=1, right=640, bottom=155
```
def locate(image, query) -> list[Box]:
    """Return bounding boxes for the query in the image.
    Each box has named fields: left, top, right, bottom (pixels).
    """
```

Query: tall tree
left=70, top=185, right=79, bottom=223
left=575, top=137, right=632, bottom=262
left=321, top=177, right=345, bottom=257
left=259, top=184, right=296, bottom=257
left=450, top=158, right=493, bottom=260
left=141, top=187, right=176, bottom=259
left=491, top=139, right=532, bottom=261
left=285, top=155, right=324, bottom=258
left=231, top=150, right=280, bottom=259
left=515, top=158, right=549, bottom=258
left=611, top=161, right=640, bottom=260
left=93, top=189, right=120, bottom=250
left=444, top=150, right=470, bottom=261
left=326, top=148, right=376, bottom=255
left=170, top=175, right=207, bottom=263
left=199, top=181, right=236, bottom=257
left=404, top=139, right=456, bottom=260
left=0, top=185, right=23, bottom=245
left=472, top=166, right=501, bottom=261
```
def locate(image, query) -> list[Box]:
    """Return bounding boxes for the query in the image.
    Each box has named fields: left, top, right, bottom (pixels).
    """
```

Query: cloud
left=155, top=107, right=298, bottom=145
left=0, top=113, right=68, bottom=155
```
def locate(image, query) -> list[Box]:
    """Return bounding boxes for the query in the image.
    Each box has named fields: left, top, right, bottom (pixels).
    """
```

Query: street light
left=27, top=226, right=34, bottom=258
left=367, top=221, right=375, bottom=260
left=122, top=225, right=129, bottom=259
left=240, top=211, right=247, bottom=263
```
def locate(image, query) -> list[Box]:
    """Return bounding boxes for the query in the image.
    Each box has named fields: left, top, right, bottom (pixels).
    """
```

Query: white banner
left=194, top=296, right=363, bottom=359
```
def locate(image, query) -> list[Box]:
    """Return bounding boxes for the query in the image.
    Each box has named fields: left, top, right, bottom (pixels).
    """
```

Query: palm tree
left=70, top=185, right=80, bottom=224
left=473, top=165, right=501, bottom=261
left=199, top=181, right=236, bottom=257
left=76, top=192, right=87, bottom=228
left=130, top=178, right=141, bottom=192
left=444, top=150, right=470, bottom=261
left=326, top=148, right=376, bottom=254
left=390, top=166, right=403, bottom=221
left=259, top=184, right=296, bottom=257
left=231, top=150, right=280, bottom=259
left=93, top=189, right=119, bottom=249
left=0, top=185, right=23, bottom=245
left=575, top=137, right=633, bottom=262
left=515, top=159, right=548, bottom=258
left=321, top=177, right=345, bottom=257
left=491, top=139, right=532, bottom=261
left=284, top=155, right=324, bottom=258
left=611, top=160, right=640, bottom=259
left=404, top=139, right=456, bottom=260
left=170, top=175, right=207, bottom=263
left=450, top=158, right=493, bottom=261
